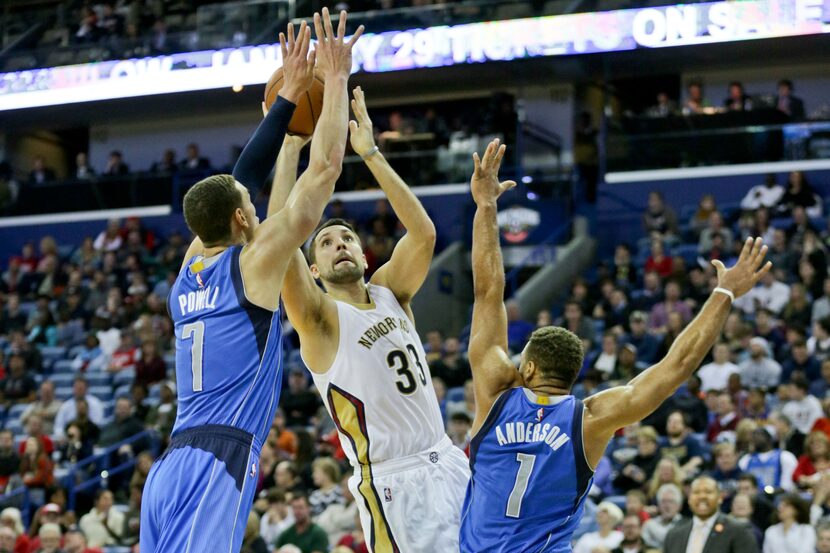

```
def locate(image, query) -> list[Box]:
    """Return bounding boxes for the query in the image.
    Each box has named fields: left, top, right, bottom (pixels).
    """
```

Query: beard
left=321, top=262, right=365, bottom=285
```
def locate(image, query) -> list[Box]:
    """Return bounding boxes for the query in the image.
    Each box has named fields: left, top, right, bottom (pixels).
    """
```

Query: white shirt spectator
left=642, top=514, right=682, bottom=549
left=782, top=395, right=824, bottom=435
left=261, top=510, right=295, bottom=548
left=53, top=395, right=105, bottom=439
left=738, top=357, right=782, bottom=389
left=740, top=182, right=784, bottom=210
left=738, top=449, right=798, bottom=491
left=762, top=522, right=815, bottom=553
left=79, top=507, right=124, bottom=547
left=733, top=280, right=791, bottom=315
left=573, top=530, right=623, bottom=553
left=697, top=361, right=740, bottom=392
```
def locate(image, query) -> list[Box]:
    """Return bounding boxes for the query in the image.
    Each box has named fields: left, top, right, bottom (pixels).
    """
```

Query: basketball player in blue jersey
left=459, top=139, right=773, bottom=553
left=139, top=10, right=363, bottom=552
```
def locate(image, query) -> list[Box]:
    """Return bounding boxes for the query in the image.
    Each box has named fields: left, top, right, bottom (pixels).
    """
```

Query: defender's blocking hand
left=471, top=139, right=516, bottom=206
left=712, top=236, right=772, bottom=298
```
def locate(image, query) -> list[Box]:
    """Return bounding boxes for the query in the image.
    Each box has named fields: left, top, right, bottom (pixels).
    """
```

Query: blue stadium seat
left=39, top=346, right=67, bottom=363
left=447, top=386, right=465, bottom=403
left=672, top=244, right=700, bottom=266
left=86, top=373, right=113, bottom=388
left=89, top=386, right=114, bottom=402
left=52, top=359, right=76, bottom=374
left=8, top=404, right=28, bottom=421
left=114, top=385, right=131, bottom=400
left=55, top=387, right=73, bottom=401
left=113, top=368, right=135, bottom=388
left=163, top=354, right=175, bottom=369
left=6, top=420, right=22, bottom=435
left=50, top=374, right=76, bottom=388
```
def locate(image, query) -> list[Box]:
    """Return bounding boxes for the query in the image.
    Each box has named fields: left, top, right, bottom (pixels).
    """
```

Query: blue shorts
left=140, top=425, right=261, bottom=553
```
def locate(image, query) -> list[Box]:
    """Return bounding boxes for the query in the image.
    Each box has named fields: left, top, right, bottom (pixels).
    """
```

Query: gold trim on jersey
left=327, top=384, right=400, bottom=553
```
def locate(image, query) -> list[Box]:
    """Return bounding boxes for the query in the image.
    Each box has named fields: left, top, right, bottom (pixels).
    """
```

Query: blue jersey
left=167, top=245, right=283, bottom=444
left=460, top=388, right=594, bottom=553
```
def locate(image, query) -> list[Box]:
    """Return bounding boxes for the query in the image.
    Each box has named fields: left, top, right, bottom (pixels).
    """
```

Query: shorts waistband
left=170, top=424, right=260, bottom=451
left=362, top=435, right=456, bottom=477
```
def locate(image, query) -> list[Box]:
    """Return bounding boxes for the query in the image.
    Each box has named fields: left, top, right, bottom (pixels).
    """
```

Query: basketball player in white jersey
left=269, top=87, right=470, bottom=552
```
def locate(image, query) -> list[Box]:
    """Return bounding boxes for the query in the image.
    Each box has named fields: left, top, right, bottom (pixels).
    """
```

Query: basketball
left=264, top=67, right=325, bottom=137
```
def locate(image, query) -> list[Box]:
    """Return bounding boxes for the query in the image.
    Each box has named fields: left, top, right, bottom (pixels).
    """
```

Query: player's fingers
left=298, top=22, right=310, bottom=58
left=337, top=10, right=347, bottom=41
left=306, top=48, right=316, bottom=68
left=279, top=32, right=288, bottom=59
left=494, top=143, right=507, bottom=166
left=287, top=22, right=295, bottom=52
left=754, top=261, right=773, bottom=281
left=752, top=245, right=768, bottom=270
left=261, top=102, right=268, bottom=118
left=500, top=180, right=517, bottom=193
left=472, top=152, right=481, bottom=173
left=313, top=12, right=325, bottom=43
left=737, top=236, right=752, bottom=263
left=750, top=236, right=763, bottom=261
left=323, top=7, right=335, bottom=40
left=347, top=25, right=365, bottom=48
left=711, top=259, right=725, bottom=276
left=349, top=120, right=359, bottom=134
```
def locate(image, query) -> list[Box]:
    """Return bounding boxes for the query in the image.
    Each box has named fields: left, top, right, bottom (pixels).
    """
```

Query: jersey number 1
left=182, top=321, right=205, bottom=392
left=506, top=453, right=536, bottom=518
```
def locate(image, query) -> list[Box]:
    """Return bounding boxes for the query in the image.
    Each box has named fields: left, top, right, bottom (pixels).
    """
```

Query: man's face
left=73, top=380, right=87, bottom=399
left=311, top=225, right=366, bottom=285
left=737, top=479, right=756, bottom=497
left=665, top=283, right=680, bottom=301
left=0, top=433, right=11, bottom=450
left=688, top=479, right=721, bottom=519
left=666, top=413, right=685, bottom=437
left=291, top=498, right=311, bottom=523
left=713, top=344, right=729, bottom=364
left=658, top=494, right=680, bottom=518
left=115, top=399, right=131, bottom=420
left=716, top=447, right=737, bottom=471
left=8, top=357, right=24, bottom=377
left=565, top=304, right=580, bottom=320
left=64, top=532, right=85, bottom=552
left=730, top=494, right=753, bottom=518
left=621, top=516, right=640, bottom=542
left=40, top=530, right=60, bottom=551
left=97, top=491, right=113, bottom=512
left=817, top=529, right=830, bottom=553
left=0, top=528, right=15, bottom=552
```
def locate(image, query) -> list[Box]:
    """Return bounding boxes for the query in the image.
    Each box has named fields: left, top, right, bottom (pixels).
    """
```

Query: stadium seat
left=604, top=495, right=627, bottom=511
left=49, top=374, right=76, bottom=389
left=8, top=404, right=28, bottom=420
left=55, top=387, right=73, bottom=401
left=89, top=386, right=114, bottom=402
left=39, top=346, right=67, bottom=363
left=113, top=369, right=136, bottom=388
left=447, top=386, right=465, bottom=403
left=52, top=359, right=76, bottom=374
left=6, top=420, right=22, bottom=435
left=86, top=373, right=113, bottom=388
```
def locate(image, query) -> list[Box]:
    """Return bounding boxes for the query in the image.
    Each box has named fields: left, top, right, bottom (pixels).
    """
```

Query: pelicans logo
left=497, top=206, right=541, bottom=244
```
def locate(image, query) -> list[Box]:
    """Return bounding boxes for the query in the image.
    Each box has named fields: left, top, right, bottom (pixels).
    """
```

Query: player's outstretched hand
left=279, top=20, right=315, bottom=104
left=712, top=236, right=772, bottom=298
left=349, top=86, right=375, bottom=157
left=313, top=8, right=364, bottom=79
left=471, top=138, right=516, bottom=206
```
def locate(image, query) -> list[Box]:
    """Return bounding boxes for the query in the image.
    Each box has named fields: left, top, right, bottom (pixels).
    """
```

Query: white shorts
left=348, top=435, right=471, bottom=553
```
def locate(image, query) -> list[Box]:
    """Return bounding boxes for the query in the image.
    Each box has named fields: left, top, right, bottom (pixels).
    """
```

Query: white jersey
left=308, top=284, right=446, bottom=467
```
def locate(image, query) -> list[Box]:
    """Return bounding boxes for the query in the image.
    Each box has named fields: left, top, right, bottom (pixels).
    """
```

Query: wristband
left=361, top=145, right=380, bottom=160
left=713, top=287, right=735, bottom=302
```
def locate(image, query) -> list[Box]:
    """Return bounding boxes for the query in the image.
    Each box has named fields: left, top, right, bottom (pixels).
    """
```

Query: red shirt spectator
left=706, top=392, right=741, bottom=443
left=134, top=342, right=166, bottom=387
left=644, top=238, right=674, bottom=279
left=108, top=334, right=139, bottom=373
left=792, top=431, right=830, bottom=488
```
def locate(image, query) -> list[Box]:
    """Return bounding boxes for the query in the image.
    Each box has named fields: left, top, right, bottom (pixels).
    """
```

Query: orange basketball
left=264, top=68, right=325, bottom=137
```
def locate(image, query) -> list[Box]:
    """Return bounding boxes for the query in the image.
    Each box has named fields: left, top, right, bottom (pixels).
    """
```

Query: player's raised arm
left=241, top=9, right=363, bottom=310
left=582, top=237, right=772, bottom=467
left=467, top=139, right=521, bottom=435
left=349, top=88, right=437, bottom=309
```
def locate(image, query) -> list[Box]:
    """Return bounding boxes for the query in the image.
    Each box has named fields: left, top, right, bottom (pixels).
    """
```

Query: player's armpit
left=469, top=343, right=521, bottom=437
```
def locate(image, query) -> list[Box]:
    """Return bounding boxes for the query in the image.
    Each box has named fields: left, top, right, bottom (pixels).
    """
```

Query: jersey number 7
left=182, top=321, right=205, bottom=392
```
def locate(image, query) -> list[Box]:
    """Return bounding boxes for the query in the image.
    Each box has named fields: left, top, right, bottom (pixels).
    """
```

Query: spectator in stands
left=728, top=493, right=764, bottom=548
left=0, top=526, right=14, bottom=553
left=662, top=411, right=705, bottom=475
left=597, top=288, right=632, bottom=334
left=505, top=300, right=534, bottom=352
left=778, top=171, right=817, bottom=216
left=282, top=369, right=320, bottom=428
left=241, top=511, right=269, bottom=553
left=739, top=427, right=798, bottom=492
left=738, top=271, right=792, bottom=315
left=612, top=515, right=649, bottom=553
left=7, top=331, right=42, bottom=371
left=698, top=343, right=740, bottom=392
left=36, top=522, right=62, bottom=553
left=75, top=8, right=100, bottom=43
left=643, top=192, right=679, bottom=239
left=309, top=458, right=343, bottom=517
left=709, top=441, right=742, bottom=496
left=787, top=207, right=819, bottom=247
left=448, top=412, right=472, bottom=451
left=150, top=149, right=177, bottom=175
left=260, top=490, right=295, bottom=549
left=646, top=92, right=677, bottom=118
left=683, top=81, right=710, bottom=115
left=724, top=81, right=752, bottom=111
left=754, top=308, right=785, bottom=355
left=424, top=330, right=443, bottom=363
left=558, top=301, right=596, bottom=350
left=107, top=332, right=139, bottom=373
left=19, top=436, right=54, bottom=490
left=625, top=311, right=659, bottom=365
left=0, top=353, right=37, bottom=409
left=611, top=244, right=638, bottom=289
left=19, top=415, right=54, bottom=456
left=769, top=410, right=805, bottom=458
left=0, top=431, right=19, bottom=494
left=134, top=340, right=165, bottom=386
left=0, top=295, right=26, bottom=335
left=688, top=194, right=717, bottom=237
left=103, top=151, right=129, bottom=177
left=99, top=397, right=146, bottom=450
left=573, top=501, right=624, bottom=553
left=446, top=379, right=475, bottom=420
left=0, top=508, right=28, bottom=553
left=739, top=337, right=782, bottom=390
left=782, top=340, right=820, bottom=382
left=591, top=333, right=619, bottom=378
left=59, top=421, right=94, bottom=466
left=649, top=281, right=691, bottom=334
left=54, top=377, right=105, bottom=439
left=775, top=79, right=805, bottom=120
left=179, top=143, right=211, bottom=172
left=73, top=153, right=95, bottom=181
left=707, top=391, right=741, bottom=443
left=793, top=431, right=830, bottom=489
left=28, top=158, right=56, bottom=186
left=763, top=493, right=815, bottom=552
left=93, top=219, right=123, bottom=252
left=698, top=212, right=734, bottom=255
left=614, top=426, right=661, bottom=493
left=276, top=494, right=328, bottom=553
left=429, top=337, right=470, bottom=390
left=642, top=483, right=683, bottom=549
left=811, top=360, right=830, bottom=398
left=741, top=174, right=784, bottom=211
left=79, top=490, right=123, bottom=548
left=783, top=376, right=824, bottom=437
left=63, top=525, right=101, bottom=553
left=644, top=239, right=674, bottom=280
left=818, top=522, right=830, bottom=553
left=146, top=380, right=175, bottom=441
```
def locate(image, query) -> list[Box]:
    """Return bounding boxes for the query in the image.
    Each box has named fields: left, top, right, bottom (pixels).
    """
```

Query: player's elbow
left=420, top=221, right=437, bottom=245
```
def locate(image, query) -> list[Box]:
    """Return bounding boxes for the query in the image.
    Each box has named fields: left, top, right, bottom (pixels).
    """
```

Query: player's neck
left=527, top=381, right=569, bottom=397
left=325, top=280, right=371, bottom=305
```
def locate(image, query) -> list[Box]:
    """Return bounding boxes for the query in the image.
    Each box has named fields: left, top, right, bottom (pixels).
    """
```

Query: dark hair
left=778, top=79, right=793, bottom=90
left=109, top=150, right=122, bottom=158
left=790, top=375, right=809, bottom=392
left=668, top=410, right=689, bottom=427
left=526, top=326, right=584, bottom=388
left=819, top=316, right=830, bottom=335
left=729, top=81, right=743, bottom=90
left=776, top=493, right=811, bottom=524
left=738, top=473, right=758, bottom=488
left=183, top=174, right=243, bottom=246
left=307, top=218, right=360, bottom=264
left=291, top=492, right=310, bottom=505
